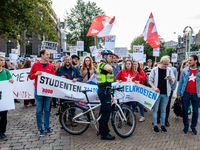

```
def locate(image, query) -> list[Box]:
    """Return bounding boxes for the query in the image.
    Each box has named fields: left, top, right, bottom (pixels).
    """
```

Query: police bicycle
left=60, top=86, right=136, bottom=138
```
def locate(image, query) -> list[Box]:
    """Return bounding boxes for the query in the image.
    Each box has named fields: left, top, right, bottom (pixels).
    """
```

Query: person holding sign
left=96, top=50, right=115, bottom=140
left=177, top=55, right=200, bottom=134
left=149, top=56, right=175, bottom=134
left=29, top=49, right=55, bottom=136
left=0, top=55, right=14, bottom=141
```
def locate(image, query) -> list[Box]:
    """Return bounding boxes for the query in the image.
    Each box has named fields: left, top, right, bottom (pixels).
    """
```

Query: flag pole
left=155, top=56, right=157, bottom=63
left=95, top=36, right=98, bottom=49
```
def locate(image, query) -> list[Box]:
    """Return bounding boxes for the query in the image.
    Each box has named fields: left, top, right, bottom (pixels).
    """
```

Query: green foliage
left=0, top=0, right=58, bottom=44
left=190, top=42, right=200, bottom=52
left=129, top=36, right=173, bottom=62
left=65, top=0, right=105, bottom=53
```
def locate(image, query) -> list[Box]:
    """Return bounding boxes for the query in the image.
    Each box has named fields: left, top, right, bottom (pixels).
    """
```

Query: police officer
left=97, top=50, right=115, bottom=140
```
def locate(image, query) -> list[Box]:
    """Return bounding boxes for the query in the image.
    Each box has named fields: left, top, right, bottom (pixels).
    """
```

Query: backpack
left=172, top=99, right=183, bottom=117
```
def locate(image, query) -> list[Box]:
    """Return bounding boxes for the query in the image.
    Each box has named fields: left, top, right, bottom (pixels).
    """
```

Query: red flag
left=142, top=13, right=160, bottom=49
left=86, top=15, right=115, bottom=37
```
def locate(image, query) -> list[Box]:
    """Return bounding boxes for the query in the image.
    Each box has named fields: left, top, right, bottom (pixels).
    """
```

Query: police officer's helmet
left=101, top=50, right=114, bottom=56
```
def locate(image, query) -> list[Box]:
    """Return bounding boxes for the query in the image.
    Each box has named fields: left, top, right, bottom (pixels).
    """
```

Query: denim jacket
left=149, top=66, right=175, bottom=97
left=177, top=66, right=200, bottom=98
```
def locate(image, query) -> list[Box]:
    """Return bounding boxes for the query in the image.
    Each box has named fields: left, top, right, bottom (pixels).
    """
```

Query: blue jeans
left=127, top=102, right=144, bottom=117
left=35, top=90, right=52, bottom=131
left=182, top=92, right=200, bottom=128
left=152, top=94, right=169, bottom=126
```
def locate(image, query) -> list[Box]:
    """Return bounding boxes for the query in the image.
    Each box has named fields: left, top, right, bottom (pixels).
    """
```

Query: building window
left=26, top=43, right=32, bottom=55
left=25, top=31, right=33, bottom=40
left=6, top=42, right=14, bottom=55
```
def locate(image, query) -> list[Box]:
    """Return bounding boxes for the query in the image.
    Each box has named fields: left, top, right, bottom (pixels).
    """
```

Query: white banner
left=69, top=46, right=77, bottom=56
left=153, top=47, right=160, bottom=56
left=143, top=54, right=146, bottom=62
left=77, top=41, right=84, bottom=51
left=10, top=68, right=35, bottom=99
left=105, top=35, right=116, bottom=51
left=133, top=46, right=144, bottom=61
left=37, top=72, right=159, bottom=110
left=186, top=51, right=200, bottom=62
left=41, top=41, right=58, bottom=53
left=11, top=49, right=18, bottom=54
left=114, top=47, right=128, bottom=57
left=9, top=53, right=18, bottom=63
left=0, top=81, right=15, bottom=112
left=171, top=53, right=177, bottom=62
left=0, top=52, right=5, bottom=58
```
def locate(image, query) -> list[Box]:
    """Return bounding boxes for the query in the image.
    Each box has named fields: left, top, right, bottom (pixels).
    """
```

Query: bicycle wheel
left=112, top=105, right=136, bottom=138
left=60, top=104, right=90, bottom=135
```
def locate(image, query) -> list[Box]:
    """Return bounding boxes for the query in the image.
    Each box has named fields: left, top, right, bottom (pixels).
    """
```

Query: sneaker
left=191, top=128, right=198, bottom=135
left=139, top=116, right=145, bottom=122
left=160, top=125, right=167, bottom=133
left=24, top=105, right=28, bottom=108
left=0, top=133, right=8, bottom=141
left=45, top=127, right=52, bottom=135
left=153, top=126, right=159, bottom=133
left=183, top=127, right=188, bottom=134
left=38, top=129, right=45, bottom=136
left=101, top=134, right=115, bottom=140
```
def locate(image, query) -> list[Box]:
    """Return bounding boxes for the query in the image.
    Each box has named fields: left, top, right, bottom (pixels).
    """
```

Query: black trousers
left=0, top=111, right=8, bottom=134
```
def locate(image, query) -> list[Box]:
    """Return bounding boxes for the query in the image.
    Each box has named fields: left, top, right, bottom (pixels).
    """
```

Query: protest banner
left=0, top=81, right=15, bottom=112
left=153, top=47, right=160, bottom=56
left=10, top=68, right=35, bottom=99
left=69, top=46, right=77, bottom=56
left=186, top=51, right=200, bottom=62
left=9, top=53, right=18, bottom=63
left=89, top=46, right=97, bottom=54
left=0, top=52, right=5, bottom=58
left=105, top=35, right=116, bottom=51
left=11, top=49, right=18, bottom=54
left=114, top=47, right=128, bottom=57
left=37, top=72, right=159, bottom=110
left=95, top=49, right=103, bottom=62
left=41, top=41, right=58, bottom=53
left=171, top=53, right=177, bottom=62
left=132, top=46, right=144, bottom=61
left=83, top=52, right=88, bottom=59
left=143, top=54, right=146, bottom=62
left=77, top=41, right=84, bottom=51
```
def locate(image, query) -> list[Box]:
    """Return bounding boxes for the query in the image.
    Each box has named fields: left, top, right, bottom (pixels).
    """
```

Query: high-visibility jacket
left=96, top=61, right=114, bottom=85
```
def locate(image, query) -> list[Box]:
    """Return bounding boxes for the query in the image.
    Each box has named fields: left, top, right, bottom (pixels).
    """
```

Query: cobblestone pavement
left=1, top=97, right=200, bottom=150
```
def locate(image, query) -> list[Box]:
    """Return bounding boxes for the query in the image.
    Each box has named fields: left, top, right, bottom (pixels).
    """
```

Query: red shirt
left=115, top=70, right=139, bottom=82
left=138, top=70, right=146, bottom=85
left=185, top=68, right=198, bottom=93
left=29, top=60, right=55, bottom=89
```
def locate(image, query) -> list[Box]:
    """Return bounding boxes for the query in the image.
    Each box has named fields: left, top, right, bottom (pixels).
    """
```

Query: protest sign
left=89, top=46, right=97, bottom=54
left=9, top=53, right=18, bottom=63
left=143, top=54, right=146, bottom=62
left=77, top=41, right=84, bottom=51
left=0, top=81, right=15, bottom=112
left=37, top=72, right=159, bottom=110
left=83, top=52, right=88, bottom=59
left=186, top=51, right=200, bottom=62
left=114, top=47, right=128, bottom=57
left=153, top=47, right=160, bottom=56
left=126, top=53, right=133, bottom=60
left=105, top=35, right=116, bottom=51
left=69, top=46, right=77, bottom=56
left=132, top=46, right=144, bottom=61
left=41, top=41, right=58, bottom=53
left=11, top=49, right=18, bottom=54
left=0, top=52, right=5, bottom=58
left=95, top=49, right=103, bottom=62
left=171, top=53, right=177, bottom=62
left=10, top=68, right=35, bottom=99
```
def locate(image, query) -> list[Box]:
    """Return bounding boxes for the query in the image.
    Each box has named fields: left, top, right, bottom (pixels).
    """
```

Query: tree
left=129, top=36, right=166, bottom=62
left=65, top=0, right=105, bottom=52
left=190, top=42, right=200, bottom=52
left=0, top=0, right=58, bottom=44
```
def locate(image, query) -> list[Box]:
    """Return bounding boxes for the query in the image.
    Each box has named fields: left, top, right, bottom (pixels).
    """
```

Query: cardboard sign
left=153, top=47, right=160, bottom=57
left=77, top=41, right=84, bottom=51
left=105, top=35, right=116, bottom=51
left=132, top=46, right=144, bottom=61
left=114, top=47, right=128, bottom=57
left=41, top=41, right=58, bottom=53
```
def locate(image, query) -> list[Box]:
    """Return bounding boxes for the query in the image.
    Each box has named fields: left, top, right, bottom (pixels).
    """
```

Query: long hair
left=133, top=61, right=140, bottom=74
left=23, top=60, right=31, bottom=68
left=123, top=60, right=136, bottom=74
left=180, top=60, right=188, bottom=72
left=81, top=56, right=93, bottom=70
left=189, top=54, right=200, bottom=67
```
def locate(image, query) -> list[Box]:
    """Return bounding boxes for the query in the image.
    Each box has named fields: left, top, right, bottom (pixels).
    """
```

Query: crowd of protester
left=0, top=49, right=200, bottom=140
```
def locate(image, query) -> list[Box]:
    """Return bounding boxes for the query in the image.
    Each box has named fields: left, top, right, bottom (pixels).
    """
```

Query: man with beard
left=71, top=55, right=80, bottom=69
left=55, top=55, right=82, bottom=117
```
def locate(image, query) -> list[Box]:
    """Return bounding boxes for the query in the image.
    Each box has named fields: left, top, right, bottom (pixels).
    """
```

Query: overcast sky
left=52, top=0, right=200, bottom=49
